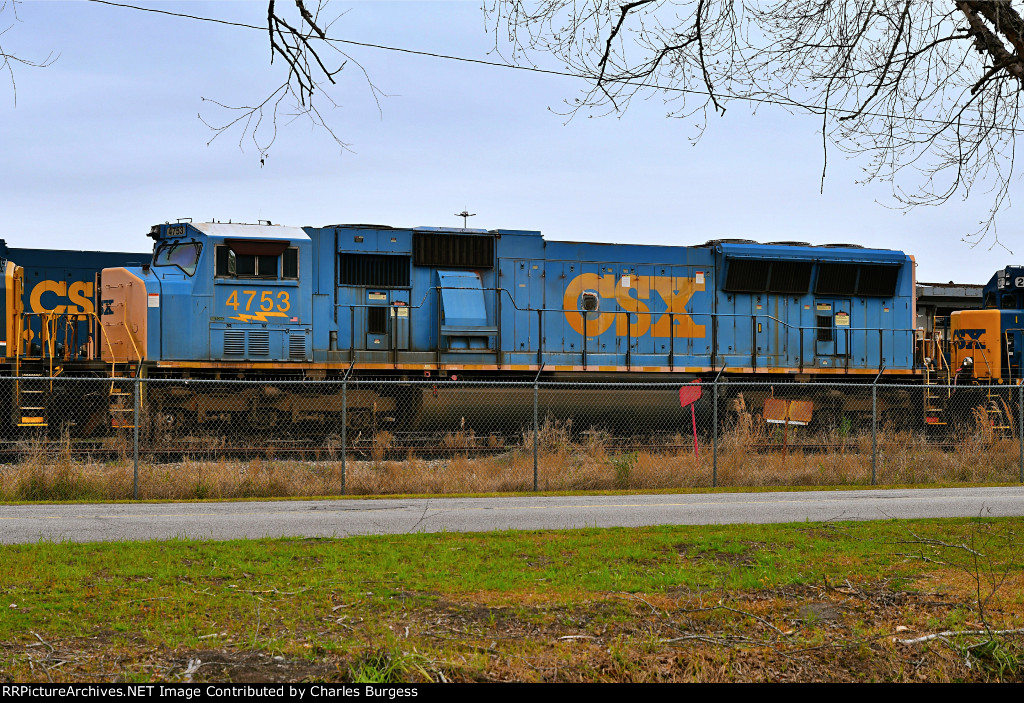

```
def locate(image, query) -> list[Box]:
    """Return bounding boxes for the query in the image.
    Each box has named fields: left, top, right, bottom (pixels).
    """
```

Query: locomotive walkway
left=2, top=486, right=1024, bottom=544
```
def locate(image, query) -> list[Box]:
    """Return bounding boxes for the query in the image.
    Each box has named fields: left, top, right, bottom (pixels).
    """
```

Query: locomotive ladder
left=923, top=368, right=947, bottom=428
left=975, top=343, right=1014, bottom=438
left=985, top=387, right=1015, bottom=439
left=16, top=371, right=49, bottom=428
left=108, top=367, right=139, bottom=429
left=107, top=302, right=144, bottom=430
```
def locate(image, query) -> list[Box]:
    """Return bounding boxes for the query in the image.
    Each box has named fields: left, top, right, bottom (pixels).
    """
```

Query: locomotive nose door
left=814, top=299, right=851, bottom=367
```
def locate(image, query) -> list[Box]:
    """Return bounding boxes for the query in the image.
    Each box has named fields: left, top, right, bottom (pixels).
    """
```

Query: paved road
left=2, top=487, right=1023, bottom=544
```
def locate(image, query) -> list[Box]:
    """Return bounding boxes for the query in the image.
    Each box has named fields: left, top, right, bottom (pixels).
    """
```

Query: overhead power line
left=86, top=0, right=1024, bottom=133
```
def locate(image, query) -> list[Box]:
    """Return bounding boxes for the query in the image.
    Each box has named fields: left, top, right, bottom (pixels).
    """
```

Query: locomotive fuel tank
left=404, top=380, right=698, bottom=433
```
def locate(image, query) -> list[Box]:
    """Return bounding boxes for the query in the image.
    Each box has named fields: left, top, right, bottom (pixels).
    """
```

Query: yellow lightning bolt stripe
left=229, top=311, right=291, bottom=323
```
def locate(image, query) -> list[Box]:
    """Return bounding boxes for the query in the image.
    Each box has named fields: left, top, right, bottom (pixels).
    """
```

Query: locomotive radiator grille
left=224, top=330, right=245, bottom=356
left=289, top=333, right=307, bottom=360
left=249, top=331, right=270, bottom=356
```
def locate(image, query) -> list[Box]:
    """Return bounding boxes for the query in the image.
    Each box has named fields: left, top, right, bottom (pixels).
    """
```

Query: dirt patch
left=797, top=602, right=844, bottom=622
left=676, top=541, right=765, bottom=567
left=174, top=649, right=340, bottom=683
left=516, top=554, right=554, bottom=567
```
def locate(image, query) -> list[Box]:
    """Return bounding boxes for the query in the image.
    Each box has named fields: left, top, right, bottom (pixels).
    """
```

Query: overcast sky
left=0, top=0, right=1019, bottom=285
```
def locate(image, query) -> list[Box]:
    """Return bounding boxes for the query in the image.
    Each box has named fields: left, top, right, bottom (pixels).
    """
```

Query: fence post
left=533, top=379, right=539, bottom=492
left=133, top=377, right=140, bottom=500
left=1019, top=382, right=1023, bottom=483
left=871, top=381, right=877, bottom=486
left=712, top=377, right=718, bottom=488
left=341, top=378, right=347, bottom=496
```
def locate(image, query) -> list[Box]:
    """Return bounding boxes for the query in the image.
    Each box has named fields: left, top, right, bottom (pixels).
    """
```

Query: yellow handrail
left=15, top=310, right=119, bottom=368
left=120, top=303, right=142, bottom=369
left=977, top=344, right=994, bottom=382
left=933, top=333, right=951, bottom=386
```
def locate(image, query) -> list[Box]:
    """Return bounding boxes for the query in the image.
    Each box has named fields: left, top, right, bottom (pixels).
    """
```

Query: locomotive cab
left=101, top=222, right=314, bottom=366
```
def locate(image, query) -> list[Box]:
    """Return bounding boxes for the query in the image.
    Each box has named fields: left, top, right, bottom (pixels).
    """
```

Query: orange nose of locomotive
left=98, top=267, right=149, bottom=363
left=949, top=309, right=1001, bottom=381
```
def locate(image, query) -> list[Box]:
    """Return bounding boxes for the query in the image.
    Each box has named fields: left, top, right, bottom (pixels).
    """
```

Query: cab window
left=216, top=245, right=298, bottom=280
left=282, top=248, right=298, bottom=278
left=153, top=242, right=202, bottom=276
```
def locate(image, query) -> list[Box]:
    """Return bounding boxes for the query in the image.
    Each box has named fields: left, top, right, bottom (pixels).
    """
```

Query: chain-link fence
left=0, top=376, right=1021, bottom=500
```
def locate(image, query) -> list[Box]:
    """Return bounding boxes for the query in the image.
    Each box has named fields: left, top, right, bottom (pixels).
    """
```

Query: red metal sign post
left=679, top=381, right=703, bottom=458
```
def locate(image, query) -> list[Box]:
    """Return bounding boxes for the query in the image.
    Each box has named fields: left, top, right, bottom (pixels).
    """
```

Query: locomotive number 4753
left=224, top=289, right=291, bottom=313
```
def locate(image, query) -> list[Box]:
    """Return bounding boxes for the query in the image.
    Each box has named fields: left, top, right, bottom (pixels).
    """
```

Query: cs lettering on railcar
left=28, top=280, right=95, bottom=315
left=953, top=328, right=987, bottom=350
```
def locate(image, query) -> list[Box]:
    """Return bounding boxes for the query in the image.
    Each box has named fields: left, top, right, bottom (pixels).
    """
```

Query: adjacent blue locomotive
left=0, top=239, right=148, bottom=358
left=93, top=221, right=916, bottom=379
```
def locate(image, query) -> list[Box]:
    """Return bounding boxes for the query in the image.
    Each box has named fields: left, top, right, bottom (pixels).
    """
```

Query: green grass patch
left=2, top=517, right=1023, bottom=682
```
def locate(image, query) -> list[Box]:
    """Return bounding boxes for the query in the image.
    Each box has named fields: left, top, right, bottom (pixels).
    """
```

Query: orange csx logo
left=562, top=273, right=706, bottom=338
left=29, top=280, right=95, bottom=314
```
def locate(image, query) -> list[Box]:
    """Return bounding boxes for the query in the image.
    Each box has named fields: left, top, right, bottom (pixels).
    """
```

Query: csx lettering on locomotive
left=952, top=328, right=987, bottom=350
left=561, top=273, right=706, bottom=338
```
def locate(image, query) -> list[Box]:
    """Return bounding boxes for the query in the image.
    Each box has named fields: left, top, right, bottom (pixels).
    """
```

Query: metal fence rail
left=0, top=376, right=1021, bottom=500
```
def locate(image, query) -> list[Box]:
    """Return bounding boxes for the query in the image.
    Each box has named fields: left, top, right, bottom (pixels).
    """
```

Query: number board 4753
left=224, top=289, right=291, bottom=323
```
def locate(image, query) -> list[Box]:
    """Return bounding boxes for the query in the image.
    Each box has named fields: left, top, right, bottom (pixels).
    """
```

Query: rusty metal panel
left=763, top=398, right=814, bottom=425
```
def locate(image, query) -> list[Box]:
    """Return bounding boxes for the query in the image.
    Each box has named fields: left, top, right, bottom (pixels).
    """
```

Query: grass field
left=1, top=517, right=1022, bottom=682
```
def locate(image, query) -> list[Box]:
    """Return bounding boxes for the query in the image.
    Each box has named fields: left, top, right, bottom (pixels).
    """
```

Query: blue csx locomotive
left=97, top=221, right=915, bottom=374
left=4, top=220, right=917, bottom=433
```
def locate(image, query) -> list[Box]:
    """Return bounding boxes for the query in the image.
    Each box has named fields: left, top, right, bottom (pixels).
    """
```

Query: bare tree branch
left=487, top=1, right=1024, bottom=243
left=198, top=0, right=388, bottom=164
left=0, top=0, right=57, bottom=107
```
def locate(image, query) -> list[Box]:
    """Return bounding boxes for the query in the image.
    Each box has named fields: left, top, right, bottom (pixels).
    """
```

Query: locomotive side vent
left=724, top=259, right=811, bottom=293
left=815, top=263, right=858, bottom=296
left=856, top=265, right=899, bottom=297
left=338, top=254, right=410, bottom=287
left=249, top=331, right=270, bottom=356
left=767, top=261, right=812, bottom=294
left=815, top=263, right=899, bottom=297
left=289, top=334, right=306, bottom=360
left=224, top=330, right=245, bottom=356
left=414, top=232, right=493, bottom=269
left=367, top=306, right=388, bottom=335
left=723, top=259, right=769, bottom=292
